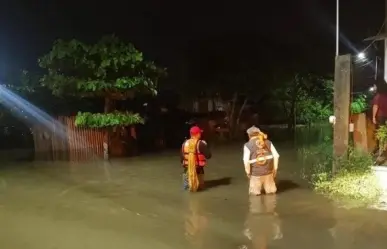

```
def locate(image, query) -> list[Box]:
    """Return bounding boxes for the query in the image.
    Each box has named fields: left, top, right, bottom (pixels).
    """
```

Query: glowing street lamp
left=357, top=52, right=366, bottom=60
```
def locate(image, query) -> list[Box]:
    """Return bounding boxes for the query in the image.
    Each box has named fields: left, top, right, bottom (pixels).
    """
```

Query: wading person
left=243, top=126, right=279, bottom=195
left=372, top=84, right=387, bottom=127
left=371, top=84, right=387, bottom=157
left=181, top=126, right=212, bottom=192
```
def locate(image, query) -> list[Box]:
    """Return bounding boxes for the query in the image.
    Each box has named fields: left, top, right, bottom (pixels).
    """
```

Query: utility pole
left=332, top=0, right=351, bottom=175
left=333, top=55, right=351, bottom=175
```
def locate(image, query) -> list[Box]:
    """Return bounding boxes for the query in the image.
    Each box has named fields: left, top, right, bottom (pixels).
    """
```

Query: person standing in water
left=372, top=83, right=387, bottom=127
left=243, top=126, right=279, bottom=195
left=181, top=126, right=212, bottom=192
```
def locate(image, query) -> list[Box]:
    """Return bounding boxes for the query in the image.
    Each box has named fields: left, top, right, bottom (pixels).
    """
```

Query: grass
left=298, top=139, right=382, bottom=204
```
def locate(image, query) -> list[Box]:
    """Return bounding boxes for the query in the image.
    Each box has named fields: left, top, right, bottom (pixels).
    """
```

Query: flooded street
left=1, top=143, right=387, bottom=248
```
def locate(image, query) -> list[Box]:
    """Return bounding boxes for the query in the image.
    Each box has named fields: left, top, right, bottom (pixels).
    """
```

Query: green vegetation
left=269, top=74, right=333, bottom=129
left=74, top=112, right=145, bottom=128
left=350, top=94, right=368, bottom=114
left=299, top=139, right=382, bottom=203
left=37, top=35, right=165, bottom=128
left=375, top=125, right=387, bottom=157
left=269, top=76, right=370, bottom=129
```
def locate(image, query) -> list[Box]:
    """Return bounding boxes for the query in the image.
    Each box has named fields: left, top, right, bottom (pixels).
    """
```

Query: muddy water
left=1, top=144, right=387, bottom=248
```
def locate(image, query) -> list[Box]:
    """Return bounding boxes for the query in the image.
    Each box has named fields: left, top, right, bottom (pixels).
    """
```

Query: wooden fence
left=33, top=116, right=105, bottom=161
left=63, top=116, right=105, bottom=161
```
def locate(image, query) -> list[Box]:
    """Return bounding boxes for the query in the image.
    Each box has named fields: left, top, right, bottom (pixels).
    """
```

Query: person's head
left=246, top=126, right=265, bottom=139
left=190, top=126, right=202, bottom=139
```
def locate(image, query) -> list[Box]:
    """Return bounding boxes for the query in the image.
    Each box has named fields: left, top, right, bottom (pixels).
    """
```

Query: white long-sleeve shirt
left=243, top=143, right=279, bottom=174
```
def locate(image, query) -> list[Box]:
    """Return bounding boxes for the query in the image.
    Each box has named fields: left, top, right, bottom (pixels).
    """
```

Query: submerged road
left=1, top=144, right=387, bottom=248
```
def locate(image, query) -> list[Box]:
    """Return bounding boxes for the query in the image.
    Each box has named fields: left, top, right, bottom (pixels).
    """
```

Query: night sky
left=0, top=0, right=385, bottom=82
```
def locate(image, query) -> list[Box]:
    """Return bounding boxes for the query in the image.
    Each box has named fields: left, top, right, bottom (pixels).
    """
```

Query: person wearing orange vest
left=243, top=126, right=279, bottom=195
left=181, top=126, right=212, bottom=192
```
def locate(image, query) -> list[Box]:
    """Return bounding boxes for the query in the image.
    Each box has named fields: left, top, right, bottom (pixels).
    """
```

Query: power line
left=361, top=19, right=386, bottom=53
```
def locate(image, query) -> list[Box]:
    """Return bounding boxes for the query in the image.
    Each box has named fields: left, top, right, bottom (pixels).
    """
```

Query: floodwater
left=1, top=143, right=387, bottom=249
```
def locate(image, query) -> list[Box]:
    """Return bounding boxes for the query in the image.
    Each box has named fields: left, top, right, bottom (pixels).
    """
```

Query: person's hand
left=246, top=172, right=251, bottom=179
left=373, top=117, right=377, bottom=125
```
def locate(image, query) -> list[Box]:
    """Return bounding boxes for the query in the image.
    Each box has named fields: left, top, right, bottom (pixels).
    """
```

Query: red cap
left=190, top=126, right=202, bottom=135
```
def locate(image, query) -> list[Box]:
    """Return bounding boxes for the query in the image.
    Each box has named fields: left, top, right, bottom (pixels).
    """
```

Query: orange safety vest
left=181, top=139, right=207, bottom=167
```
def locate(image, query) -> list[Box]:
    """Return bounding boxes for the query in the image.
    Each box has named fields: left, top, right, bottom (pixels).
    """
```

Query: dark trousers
left=182, top=167, right=205, bottom=190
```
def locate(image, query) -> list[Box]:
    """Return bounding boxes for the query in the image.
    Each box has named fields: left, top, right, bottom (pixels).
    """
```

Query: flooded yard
left=1, top=142, right=387, bottom=248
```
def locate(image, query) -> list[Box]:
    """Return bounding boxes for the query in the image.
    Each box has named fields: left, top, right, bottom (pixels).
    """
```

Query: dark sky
left=0, top=0, right=385, bottom=80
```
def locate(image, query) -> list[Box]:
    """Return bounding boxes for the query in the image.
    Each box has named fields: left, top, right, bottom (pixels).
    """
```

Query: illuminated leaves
left=39, top=35, right=166, bottom=96
left=74, top=111, right=145, bottom=128
left=270, top=73, right=334, bottom=125
left=350, top=95, right=367, bottom=114
left=37, top=35, right=167, bottom=128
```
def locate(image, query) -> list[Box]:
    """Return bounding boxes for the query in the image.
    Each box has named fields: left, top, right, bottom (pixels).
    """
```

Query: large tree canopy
left=38, top=35, right=166, bottom=128
left=269, top=73, right=333, bottom=128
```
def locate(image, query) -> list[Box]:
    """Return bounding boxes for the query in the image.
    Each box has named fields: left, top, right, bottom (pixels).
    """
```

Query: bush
left=299, top=140, right=382, bottom=203
left=376, top=125, right=387, bottom=157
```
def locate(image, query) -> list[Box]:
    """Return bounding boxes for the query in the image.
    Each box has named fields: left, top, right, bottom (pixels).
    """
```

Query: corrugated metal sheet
left=51, top=116, right=68, bottom=160
left=33, top=116, right=137, bottom=161
left=62, top=116, right=104, bottom=161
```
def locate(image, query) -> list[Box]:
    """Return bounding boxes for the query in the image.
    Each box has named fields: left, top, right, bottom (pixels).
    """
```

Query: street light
left=355, top=52, right=380, bottom=80
left=357, top=52, right=366, bottom=60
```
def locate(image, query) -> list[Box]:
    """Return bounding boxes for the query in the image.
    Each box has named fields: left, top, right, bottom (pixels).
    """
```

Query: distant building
left=184, top=96, right=226, bottom=113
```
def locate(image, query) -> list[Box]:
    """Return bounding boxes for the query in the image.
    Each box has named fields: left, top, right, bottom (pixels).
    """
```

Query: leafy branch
left=350, top=95, right=367, bottom=114
left=38, top=35, right=166, bottom=97
left=74, top=111, right=144, bottom=128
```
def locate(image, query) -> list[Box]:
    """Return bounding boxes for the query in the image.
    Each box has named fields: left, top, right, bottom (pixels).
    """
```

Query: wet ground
left=1, top=143, right=387, bottom=249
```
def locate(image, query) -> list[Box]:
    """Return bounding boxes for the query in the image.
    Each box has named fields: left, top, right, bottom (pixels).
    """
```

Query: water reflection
left=240, top=195, right=282, bottom=249
left=4, top=140, right=387, bottom=248
left=184, top=196, right=209, bottom=248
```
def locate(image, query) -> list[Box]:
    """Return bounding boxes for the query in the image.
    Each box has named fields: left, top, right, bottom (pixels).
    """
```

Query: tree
left=214, top=70, right=270, bottom=138
left=177, top=67, right=269, bottom=139
left=270, top=73, right=333, bottom=130
left=38, top=35, right=166, bottom=159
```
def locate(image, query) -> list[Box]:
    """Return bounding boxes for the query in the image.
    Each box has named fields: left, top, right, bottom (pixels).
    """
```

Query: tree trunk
left=103, top=97, right=112, bottom=160
left=235, top=97, right=248, bottom=138
left=287, top=100, right=296, bottom=132
left=228, top=93, right=238, bottom=139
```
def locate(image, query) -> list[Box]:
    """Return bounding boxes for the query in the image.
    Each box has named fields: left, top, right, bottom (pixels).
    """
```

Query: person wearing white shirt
left=243, top=126, right=279, bottom=195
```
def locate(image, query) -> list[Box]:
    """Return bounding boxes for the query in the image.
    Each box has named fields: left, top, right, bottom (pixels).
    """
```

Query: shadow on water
left=204, top=177, right=232, bottom=190
left=276, top=179, right=300, bottom=194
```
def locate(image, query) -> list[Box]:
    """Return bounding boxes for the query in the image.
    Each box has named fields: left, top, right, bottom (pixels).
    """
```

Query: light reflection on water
left=1, top=127, right=387, bottom=248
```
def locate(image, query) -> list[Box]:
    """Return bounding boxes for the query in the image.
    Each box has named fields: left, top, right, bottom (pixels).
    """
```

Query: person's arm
left=372, top=94, right=379, bottom=124
left=373, top=105, right=379, bottom=124
left=243, top=145, right=251, bottom=176
left=270, top=143, right=280, bottom=176
left=198, top=140, right=212, bottom=159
